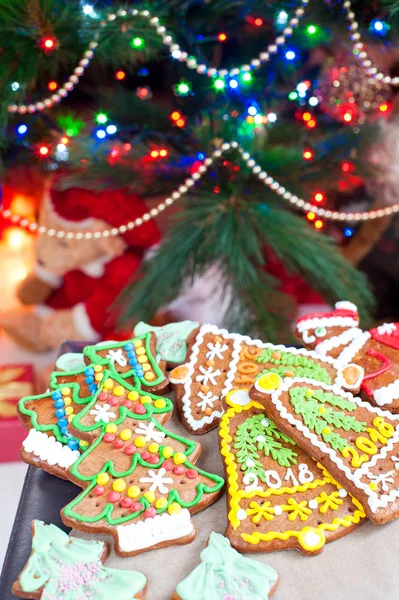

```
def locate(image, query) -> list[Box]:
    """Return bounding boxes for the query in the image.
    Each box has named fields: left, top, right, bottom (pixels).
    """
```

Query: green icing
left=234, top=414, right=297, bottom=480
left=289, top=387, right=367, bottom=451
left=176, top=532, right=278, bottom=600
left=19, top=520, right=146, bottom=598
left=134, top=320, right=199, bottom=363
left=256, top=348, right=331, bottom=385
left=55, top=352, right=86, bottom=372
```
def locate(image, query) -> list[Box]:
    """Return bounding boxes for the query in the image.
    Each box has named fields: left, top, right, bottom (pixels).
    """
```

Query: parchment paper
left=72, top=394, right=399, bottom=600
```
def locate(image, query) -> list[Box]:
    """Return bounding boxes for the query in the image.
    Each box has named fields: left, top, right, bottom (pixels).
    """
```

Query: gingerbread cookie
left=295, top=301, right=399, bottom=412
left=169, top=324, right=349, bottom=435
left=171, top=532, right=279, bottom=600
left=56, top=371, right=224, bottom=555
left=83, top=333, right=168, bottom=393
left=12, top=520, right=147, bottom=599
left=251, top=376, right=399, bottom=524
left=134, top=320, right=199, bottom=366
left=219, top=387, right=365, bottom=555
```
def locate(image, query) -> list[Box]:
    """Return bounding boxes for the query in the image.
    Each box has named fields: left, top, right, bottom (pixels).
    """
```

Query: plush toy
left=0, top=182, right=160, bottom=351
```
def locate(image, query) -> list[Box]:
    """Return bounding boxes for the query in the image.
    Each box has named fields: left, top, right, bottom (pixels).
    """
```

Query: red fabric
left=49, top=186, right=161, bottom=249
left=45, top=252, right=141, bottom=336
left=297, top=309, right=358, bottom=324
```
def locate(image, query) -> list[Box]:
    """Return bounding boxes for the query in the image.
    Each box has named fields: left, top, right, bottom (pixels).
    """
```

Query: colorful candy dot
left=173, top=466, right=186, bottom=476
left=105, top=423, right=117, bottom=434
left=141, top=450, right=151, bottom=461
left=58, top=417, right=68, bottom=428
left=135, top=436, right=146, bottom=448
left=138, top=355, right=148, bottom=364
left=122, top=400, right=133, bottom=409
left=94, top=485, right=105, bottom=496
left=186, top=469, right=198, bottom=479
left=54, top=399, right=64, bottom=409
left=64, top=397, right=72, bottom=406
left=107, top=491, right=121, bottom=503
left=134, top=403, right=147, bottom=415
left=113, top=479, right=127, bottom=492
left=95, top=373, right=103, bottom=382
left=104, top=433, right=115, bottom=443
left=163, top=460, right=173, bottom=471
left=128, top=391, right=139, bottom=401
left=94, top=365, right=103, bottom=372
left=173, top=452, right=186, bottom=465
left=144, top=507, right=156, bottom=518
left=124, top=444, right=137, bottom=455
left=154, top=399, right=166, bottom=409
left=104, top=379, right=114, bottom=389
left=145, top=372, right=155, bottom=381
left=155, top=497, right=168, bottom=509
left=144, top=490, right=156, bottom=503
left=85, top=376, right=94, bottom=384
left=162, top=446, right=174, bottom=459
left=113, top=385, right=125, bottom=397
left=124, top=343, right=133, bottom=351
left=67, top=439, right=79, bottom=451
left=148, top=443, right=159, bottom=453
left=113, top=439, right=124, bottom=450
left=168, top=502, right=182, bottom=515
left=318, top=407, right=326, bottom=414
left=97, top=473, right=110, bottom=485
left=55, top=408, right=65, bottom=418
left=65, top=406, right=74, bottom=416
left=140, top=395, right=152, bottom=404
left=120, top=497, right=133, bottom=508
left=148, top=454, right=159, bottom=464
left=130, top=501, right=143, bottom=512
left=127, top=485, right=140, bottom=498
left=52, top=392, right=62, bottom=401
left=134, top=340, right=143, bottom=348
left=79, top=440, right=89, bottom=449
left=67, top=415, right=74, bottom=423
left=142, top=363, right=151, bottom=372
left=136, top=347, right=146, bottom=355
left=98, top=392, right=109, bottom=401
left=108, top=397, right=119, bottom=407
left=61, top=387, right=70, bottom=396
left=119, top=428, right=132, bottom=441
left=322, top=427, right=332, bottom=435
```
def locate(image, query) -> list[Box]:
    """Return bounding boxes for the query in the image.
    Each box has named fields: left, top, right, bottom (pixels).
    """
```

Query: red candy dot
left=186, top=469, right=198, bottom=479
left=163, top=460, right=173, bottom=471
left=173, top=466, right=186, bottom=476
left=141, top=450, right=151, bottom=461
left=104, top=433, right=115, bottom=443
left=130, top=501, right=143, bottom=512
left=149, top=454, right=159, bottom=464
left=107, top=491, right=120, bottom=503
left=109, top=397, right=119, bottom=407
left=124, top=444, right=137, bottom=455
left=94, top=485, right=105, bottom=496
left=122, top=400, right=133, bottom=409
left=120, top=497, right=133, bottom=508
left=144, top=507, right=156, bottom=518
left=98, top=392, right=108, bottom=401
left=134, top=403, right=147, bottom=415
left=114, top=439, right=124, bottom=449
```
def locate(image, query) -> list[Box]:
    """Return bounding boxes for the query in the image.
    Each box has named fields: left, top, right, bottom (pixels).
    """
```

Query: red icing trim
left=297, top=309, right=358, bottom=324
left=360, top=348, right=392, bottom=397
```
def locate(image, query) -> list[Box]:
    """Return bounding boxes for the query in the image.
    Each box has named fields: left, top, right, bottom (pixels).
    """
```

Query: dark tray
left=0, top=341, right=86, bottom=599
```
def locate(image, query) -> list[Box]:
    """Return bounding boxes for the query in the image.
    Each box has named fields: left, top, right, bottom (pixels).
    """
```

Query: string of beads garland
left=343, top=0, right=399, bottom=86
left=2, top=142, right=399, bottom=238
left=8, top=1, right=309, bottom=114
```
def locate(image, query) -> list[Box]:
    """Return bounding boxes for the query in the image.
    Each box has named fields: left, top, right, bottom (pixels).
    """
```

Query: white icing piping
left=315, top=327, right=362, bottom=356
left=22, top=429, right=80, bottom=469
left=116, top=508, right=194, bottom=552
left=336, top=331, right=371, bottom=366
left=297, top=316, right=358, bottom=332
left=376, top=323, right=397, bottom=335
left=221, top=336, right=243, bottom=398
left=374, top=379, right=399, bottom=407
left=270, top=378, right=399, bottom=514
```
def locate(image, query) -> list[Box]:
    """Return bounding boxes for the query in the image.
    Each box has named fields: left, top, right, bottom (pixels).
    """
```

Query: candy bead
left=94, top=365, right=103, bottom=372
left=168, top=502, right=182, bottom=515
left=120, top=497, right=133, bottom=508
left=61, top=387, right=70, bottom=396
left=142, top=363, right=151, bottom=372
left=58, top=418, right=68, bottom=428
left=127, top=485, right=140, bottom=498
left=108, top=397, right=119, bottom=407
left=65, top=406, right=74, bottom=416
left=155, top=497, right=168, bottom=509
left=84, top=368, right=94, bottom=376
left=163, top=460, right=173, bottom=471
left=113, top=479, right=127, bottom=492
left=148, top=443, right=159, bottom=453
left=64, top=397, right=72, bottom=406
left=120, top=428, right=132, bottom=441
left=135, top=436, right=146, bottom=447
left=103, top=433, right=115, bottom=443
left=113, top=385, right=125, bottom=396
left=173, top=466, right=186, bottom=476
left=136, top=347, right=146, bottom=355
left=97, top=473, right=109, bottom=485
left=55, top=408, right=66, bottom=418
left=60, top=427, right=68, bottom=435
left=148, top=454, right=159, bottom=464
left=145, top=372, right=155, bottom=381
left=94, top=485, right=105, bottom=496
left=67, top=415, right=74, bottom=423
left=173, top=452, right=186, bottom=465
left=130, top=501, right=143, bottom=512
left=107, top=491, right=120, bottom=503
left=128, top=391, right=139, bottom=401
left=134, top=340, right=143, bottom=348
left=124, top=444, right=137, bottom=455
left=67, top=439, right=79, bottom=451
left=124, top=343, right=133, bottom=351
left=154, top=399, right=166, bottom=409
left=138, top=355, right=148, bottom=364
left=104, top=379, right=114, bottom=389
left=105, top=423, right=117, bottom=434
left=122, top=400, right=133, bottom=409
left=186, top=469, right=198, bottom=479
left=52, top=391, right=62, bottom=401
left=54, top=399, right=64, bottom=409
left=162, top=446, right=174, bottom=459
left=95, top=373, right=103, bottom=382
left=144, top=507, right=156, bottom=518
left=141, top=450, right=151, bottom=461
left=79, top=440, right=89, bottom=449
left=113, top=439, right=124, bottom=449
left=98, top=392, right=109, bottom=401
left=134, top=403, right=146, bottom=415
left=140, top=395, right=152, bottom=404
left=144, top=490, right=156, bottom=503
left=85, top=376, right=94, bottom=384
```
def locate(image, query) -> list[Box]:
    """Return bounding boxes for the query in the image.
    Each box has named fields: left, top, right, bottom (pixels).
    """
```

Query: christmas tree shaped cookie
left=12, top=520, right=147, bottom=599
left=169, top=324, right=348, bottom=435
left=83, top=333, right=168, bottom=393
left=251, top=377, right=399, bottom=524
left=172, top=532, right=279, bottom=600
left=60, top=371, right=224, bottom=555
left=219, top=387, right=365, bottom=555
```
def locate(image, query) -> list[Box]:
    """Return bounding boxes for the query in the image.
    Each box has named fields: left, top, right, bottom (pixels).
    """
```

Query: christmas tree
left=4, top=0, right=399, bottom=338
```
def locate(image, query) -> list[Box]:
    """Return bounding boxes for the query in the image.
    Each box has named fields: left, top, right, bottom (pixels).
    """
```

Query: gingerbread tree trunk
left=58, top=371, right=224, bottom=556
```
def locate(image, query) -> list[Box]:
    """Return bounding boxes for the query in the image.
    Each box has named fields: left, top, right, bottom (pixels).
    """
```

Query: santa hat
left=47, top=185, right=161, bottom=249
left=296, top=301, right=359, bottom=332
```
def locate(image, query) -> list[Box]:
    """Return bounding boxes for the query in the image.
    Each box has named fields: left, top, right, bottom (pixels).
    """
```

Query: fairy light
left=175, top=80, right=191, bottom=96
left=17, top=124, right=28, bottom=135
left=218, top=33, right=227, bottom=42
left=302, top=112, right=312, bottom=122
left=176, top=118, right=185, bottom=128
left=306, top=24, right=317, bottom=35
left=314, top=220, right=324, bottom=229
left=341, top=161, right=354, bottom=173
left=48, top=81, right=58, bottom=91
left=229, top=79, right=238, bottom=89
left=83, top=4, right=94, bottom=15
left=306, top=119, right=316, bottom=129
left=303, top=149, right=313, bottom=160
left=285, top=50, right=296, bottom=61
left=96, top=129, right=106, bottom=139
left=43, top=37, right=56, bottom=50
left=248, top=106, right=257, bottom=116
left=39, top=145, right=50, bottom=156
left=131, top=36, right=145, bottom=49
left=137, top=86, right=151, bottom=100
left=11, top=82, right=20, bottom=91
left=343, top=111, right=353, bottom=123
left=307, top=212, right=315, bottom=221
left=171, top=111, right=181, bottom=121
left=267, top=112, right=277, bottom=123
left=254, top=18, right=263, bottom=27
left=379, top=103, right=389, bottom=113
left=150, top=150, right=159, bottom=158
left=106, top=124, right=117, bottom=134
left=314, top=192, right=324, bottom=203
left=288, top=91, right=298, bottom=101
left=96, top=112, right=108, bottom=124
left=60, top=137, right=69, bottom=144
left=116, top=70, right=126, bottom=80
left=241, top=73, right=252, bottom=83
left=214, top=78, right=225, bottom=90
left=344, top=227, right=354, bottom=237
left=308, top=96, right=318, bottom=106
left=159, top=149, right=168, bottom=157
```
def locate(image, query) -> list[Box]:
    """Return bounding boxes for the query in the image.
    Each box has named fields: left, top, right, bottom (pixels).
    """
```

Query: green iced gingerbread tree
left=255, top=348, right=332, bottom=385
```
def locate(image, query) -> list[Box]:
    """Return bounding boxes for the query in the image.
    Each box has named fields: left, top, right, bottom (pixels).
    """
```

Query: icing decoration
left=220, top=390, right=365, bottom=554
left=197, top=391, right=219, bottom=410
left=139, top=468, right=173, bottom=493
left=22, top=429, right=80, bottom=469
left=196, top=365, right=222, bottom=386
left=335, top=331, right=370, bottom=366
left=374, top=378, right=399, bottom=407
left=370, top=322, right=399, bottom=351
left=169, top=365, right=189, bottom=384
left=134, top=421, right=166, bottom=443
left=255, top=348, right=332, bottom=385
left=254, top=373, right=282, bottom=393
left=175, top=532, right=278, bottom=600
left=265, top=378, right=399, bottom=520
left=14, top=520, right=146, bottom=599
left=106, top=349, right=127, bottom=367
left=89, top=403, right=116, bottom=423
left=55, top=352, right=86, bottom=372
left=361, top=349, right=392, bottom=397
left=316, top=328, right=363, bottom=357
left=205, top=341, right=229, bottom=361
left=134, top=320, right=199, bottom=364
left=341, top=364, right=364, bottom=391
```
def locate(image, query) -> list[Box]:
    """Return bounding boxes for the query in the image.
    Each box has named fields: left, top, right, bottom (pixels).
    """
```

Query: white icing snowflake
left=135, top=422, right=166, bottom=443
left=139, top=468, right=174, bottom=493
left=196, top=391, right=219, bottom=410
left=106, top=348, right=127, bottom=367
left=205, top=341, right=228, bottom=361
left=195, top=365, right=222, bottom=386
left=89, top=403, right=116, bottom=423
left=366, top=470, right=395, bottom=492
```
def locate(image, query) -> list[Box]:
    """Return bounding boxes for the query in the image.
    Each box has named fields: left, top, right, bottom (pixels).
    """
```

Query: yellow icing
left=219, top=396, right=366, bottom=553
